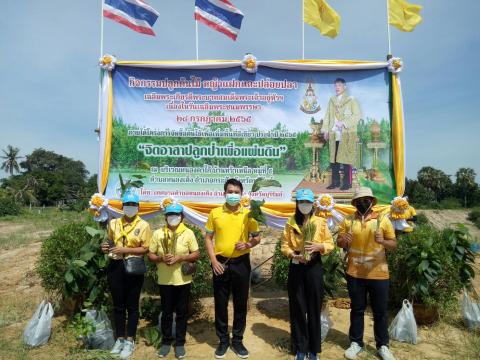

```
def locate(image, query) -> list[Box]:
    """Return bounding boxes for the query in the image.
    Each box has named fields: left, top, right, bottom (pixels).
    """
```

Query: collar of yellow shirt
left=286, top=215, right=318, bottom=234
left=115, top=215, right=142, bottom=243
left=163, top=222, right=188, bottom=236
left=222, top=203, right=247, bottom=214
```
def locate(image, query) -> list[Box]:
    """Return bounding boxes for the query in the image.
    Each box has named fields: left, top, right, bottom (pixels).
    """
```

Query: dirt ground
left=0, top=210, right=479, bottom=359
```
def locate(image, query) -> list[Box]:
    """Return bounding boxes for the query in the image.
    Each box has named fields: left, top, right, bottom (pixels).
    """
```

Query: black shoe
left=214, top=342, right=229, bottom=359
left=326, top=183, right=339, bottom=190
left=231, top=342, right=249, bottom=359
left=340, top=183, right=351, bottom=191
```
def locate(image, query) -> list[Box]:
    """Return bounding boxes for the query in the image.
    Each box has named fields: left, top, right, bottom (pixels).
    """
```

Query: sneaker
left=344, top=342, right=362, bottom=359
left=214, top=342, right=229, bottom=359
left=110, top=338, right=125, bottom=355
left=175, top=345, right=186, bottom=359
left=378, top=346, right=396, bottom=360
left=158, top=344, right=171, bottom=358
left=308, top=353, right=318, bottom=360
left=231, top=342, right=249, bottom=359
left=295, top=352, right=306, bottom=360
left=119, top=340, right=135, bottom=360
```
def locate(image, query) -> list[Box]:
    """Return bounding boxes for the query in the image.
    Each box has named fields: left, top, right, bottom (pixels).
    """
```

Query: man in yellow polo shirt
left=205, top=179, right=260, bottom=359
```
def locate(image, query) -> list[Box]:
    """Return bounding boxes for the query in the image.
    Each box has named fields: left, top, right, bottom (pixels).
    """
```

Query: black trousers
left=287, top=257, right=324, bottom=354
left=159, top=283, right=191, bottom=346
left=347, top=275, right=389, bottom=349
left=213, top=254, right=251, bottom=344
left=106, top=260, right=144, bottom=338
left=331, top=141, right=352, bottom=186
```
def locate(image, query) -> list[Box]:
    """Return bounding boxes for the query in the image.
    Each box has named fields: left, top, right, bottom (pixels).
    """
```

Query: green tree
left=417, top=166, right=453, bottom=202
left=1, top=145, right=22, bottom=175
left=2, top=149, right=88, bottom=205
left=404, top=178, right=436, bottom=207
left=455, top=168, right=478, bottom=207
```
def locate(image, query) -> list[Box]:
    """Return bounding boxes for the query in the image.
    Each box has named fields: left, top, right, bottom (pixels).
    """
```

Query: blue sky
left=0, top=0, right=479, bottom=180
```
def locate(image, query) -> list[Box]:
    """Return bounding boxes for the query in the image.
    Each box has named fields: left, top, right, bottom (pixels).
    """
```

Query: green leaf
left=72, top=260, right=87, bottom=267
left=65, top=271, right=74, bottom=283
left=131, top=174, right=145, bottom=179
left=251, top=177, right=282, bottom=193
left=129, top=180, right=144, bottom=188
left=80, top=252, right=96, bottom=262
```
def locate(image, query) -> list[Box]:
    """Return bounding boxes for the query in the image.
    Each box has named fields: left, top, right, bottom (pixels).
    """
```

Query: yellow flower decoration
left=390, top=196, right=411, bottom=220
left=241, top=54, right=258, bottom=74
left=246, top=59, right=256, bottom=69
left=392, top=59, right=402, bottom=70
left=99, top=54, right=117, bottom=71
left=162, top=198, right=173, bottom=209
left=91, top=195, right=105, bottom=208
left=240, top=195, right=251, bottom=208
left=319, top=195, right=332, bottom=207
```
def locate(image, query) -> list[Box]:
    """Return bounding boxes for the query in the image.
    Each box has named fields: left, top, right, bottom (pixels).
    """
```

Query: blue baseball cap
left=165, top=203, right=183, bottom=214
left=122, top=190, right=139, bottom=204
left=296, top=188, right=315, bottom=202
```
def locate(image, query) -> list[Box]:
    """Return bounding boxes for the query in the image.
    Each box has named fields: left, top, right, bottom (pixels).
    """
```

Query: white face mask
left=167, top=215, right=182, bottom=227
left=123, top=206, right=138, bottom=218
left=298, top=203, right=313, bottom=215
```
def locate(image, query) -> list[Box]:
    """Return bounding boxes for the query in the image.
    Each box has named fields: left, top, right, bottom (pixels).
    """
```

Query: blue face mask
left=226, top=193, right=241, bottom=206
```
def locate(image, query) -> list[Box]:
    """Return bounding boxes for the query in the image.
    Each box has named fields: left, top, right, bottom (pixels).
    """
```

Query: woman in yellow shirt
left=100, top=190, right=152, bottom=360
left=337, top=187, right=397, bottom=360
left=281, top=189, right=334, bottom=360
left=148, top=203, right=200, bottom=359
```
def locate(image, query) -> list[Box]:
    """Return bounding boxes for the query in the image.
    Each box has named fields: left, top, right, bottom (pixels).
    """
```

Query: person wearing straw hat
left=148, top=202, right=200, bottom=359
left=101, top=190, right=152, bottom=360
left=281, top=188, right=334, bottom=360
left=337, top=187, right=397, bottom=360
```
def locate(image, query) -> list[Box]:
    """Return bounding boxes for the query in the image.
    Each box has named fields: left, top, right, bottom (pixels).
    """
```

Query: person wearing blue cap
left=281, top=188, right=334, bottom=360
left=148, top=201, right=199, bottom=359
left=101, top=189, right=152, bottom=360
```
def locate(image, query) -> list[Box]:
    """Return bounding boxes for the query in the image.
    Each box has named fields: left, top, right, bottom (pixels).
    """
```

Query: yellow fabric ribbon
left=115, top=215, right=142, bottom=245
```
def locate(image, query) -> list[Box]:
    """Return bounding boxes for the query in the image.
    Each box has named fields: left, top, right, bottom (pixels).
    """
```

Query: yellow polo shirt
left=339, top=212, right=396, bottom=280
left=281, top=215, right=334, bottom=259
left=205, top=204, right=259, bottom=258
left=107, top=216, right=152, bottom=258
left=149, top=223, right=199, bottom=286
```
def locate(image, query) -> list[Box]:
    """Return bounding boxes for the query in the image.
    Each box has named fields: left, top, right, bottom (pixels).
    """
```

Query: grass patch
left=0, top=207, right=86, bottom=249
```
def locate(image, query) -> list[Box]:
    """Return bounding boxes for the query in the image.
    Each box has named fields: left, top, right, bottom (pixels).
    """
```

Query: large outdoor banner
left=98, top=59, right=405, bottom=221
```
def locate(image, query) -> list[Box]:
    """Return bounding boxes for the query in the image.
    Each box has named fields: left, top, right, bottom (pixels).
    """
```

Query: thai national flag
left=194, top=0, right=244, bottom=41
left=103, top=0, right=159, bottom=36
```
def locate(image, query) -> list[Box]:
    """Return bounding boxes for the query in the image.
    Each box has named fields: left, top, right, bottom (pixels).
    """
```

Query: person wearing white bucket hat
left=337, top=187, right=397, bottom=360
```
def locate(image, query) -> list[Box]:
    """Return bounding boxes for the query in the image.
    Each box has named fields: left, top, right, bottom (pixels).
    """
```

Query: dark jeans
left=159, top=283, right=191, bottom=346
left=107, top=260, right=144, bottom=338
left=213, top=254, right=251, bottom=344
left=287, top=256, right=324, bottom=354
left=347, top=275, right=389, bottom=349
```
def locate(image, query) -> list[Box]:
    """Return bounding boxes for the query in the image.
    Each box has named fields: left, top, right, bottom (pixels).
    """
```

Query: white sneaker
left=110, top=338, right=125, bottom=355
left=344, top=342, right=362, bottom=359
left=119, top=339, right=135, bottom=359
left=378, top=346, right=396, bottom=360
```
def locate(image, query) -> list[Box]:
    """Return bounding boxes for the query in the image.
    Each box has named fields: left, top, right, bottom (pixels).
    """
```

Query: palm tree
left=455, top=168, right=478, bottom=207
left=1, top=145, right=22, bottom=175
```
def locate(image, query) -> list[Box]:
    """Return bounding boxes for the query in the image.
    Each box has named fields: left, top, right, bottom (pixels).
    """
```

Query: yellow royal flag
left=304, top=0, right=341, bottom=39
left=389, top=0, right=423, bottom=32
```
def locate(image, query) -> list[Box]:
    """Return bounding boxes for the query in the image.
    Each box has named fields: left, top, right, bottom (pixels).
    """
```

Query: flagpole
left=97, top=0, right=105, bottom=140
left=196, top=20, right=199, bottom=60
left=100, top=0, right=104, bottom=57
left=302, top=0, right=305, bottom=60
left=386, top=0, right=392, bottom=56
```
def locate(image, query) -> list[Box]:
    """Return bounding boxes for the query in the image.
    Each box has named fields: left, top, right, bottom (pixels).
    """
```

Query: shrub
left=388, top=224, right=476, bottom=312
left=415, top=212, right=430, bottom=226
left=36, top=220, right=111, bottom=314
left=272, top=238, right=290, bottom=289
left=0, top=191, right=21, bottom=217
left=468, top=208, right=480, bottom=229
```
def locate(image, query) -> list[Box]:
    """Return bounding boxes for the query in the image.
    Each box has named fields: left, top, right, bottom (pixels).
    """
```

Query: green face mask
left=226, top=193, right=241, bottom=206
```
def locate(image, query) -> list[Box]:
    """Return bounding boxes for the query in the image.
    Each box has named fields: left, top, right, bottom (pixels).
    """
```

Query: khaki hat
left=351, top=187, right=377, bottom=205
